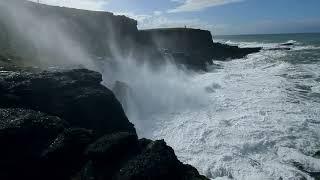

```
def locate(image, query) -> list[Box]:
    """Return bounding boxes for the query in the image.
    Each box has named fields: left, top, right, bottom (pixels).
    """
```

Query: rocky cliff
left=0, top=0, right=139, bottom=64
left=0, top=68, right=209, bottom=180
left=140, top=28, right=261, bottom=70
left=0, top=0, right=260, bottom=71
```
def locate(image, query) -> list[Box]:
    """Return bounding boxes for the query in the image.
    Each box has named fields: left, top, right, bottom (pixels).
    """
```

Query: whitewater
left=105, top=33, right=320, bottom=180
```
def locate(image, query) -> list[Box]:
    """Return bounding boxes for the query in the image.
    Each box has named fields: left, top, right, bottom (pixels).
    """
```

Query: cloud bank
left=169, top=0, right=243, bottom=13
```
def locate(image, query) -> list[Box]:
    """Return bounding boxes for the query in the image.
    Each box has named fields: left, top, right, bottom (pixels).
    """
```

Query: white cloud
left=169, top=0, right=243, bottom=13
left=28, top=0, right=111, bottom=11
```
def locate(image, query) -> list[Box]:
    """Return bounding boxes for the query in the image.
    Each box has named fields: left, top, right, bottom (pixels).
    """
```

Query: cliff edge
left=0, top=0, right=261, bottom=71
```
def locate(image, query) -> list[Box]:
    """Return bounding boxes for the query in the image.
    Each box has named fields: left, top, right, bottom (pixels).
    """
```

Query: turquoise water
left=131, top=33, right=320, bottom=180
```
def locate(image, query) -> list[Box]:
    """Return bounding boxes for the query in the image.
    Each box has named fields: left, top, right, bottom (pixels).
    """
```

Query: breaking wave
left=127, top=36, right=320, bottom=179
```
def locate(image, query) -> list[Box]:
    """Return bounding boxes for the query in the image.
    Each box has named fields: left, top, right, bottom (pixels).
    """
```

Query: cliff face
left=0, top=0, right=139, bottom=65
left=0, top=0, right=260, bottom=71
left=139, top=28, right=261, bottom=70
left=139, top=28, right=214, bottom=52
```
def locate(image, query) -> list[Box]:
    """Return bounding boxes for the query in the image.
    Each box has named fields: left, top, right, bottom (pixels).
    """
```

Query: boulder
left=0, top=108, right=67, bottom=179
left=0, top=69, right=136, bottom=136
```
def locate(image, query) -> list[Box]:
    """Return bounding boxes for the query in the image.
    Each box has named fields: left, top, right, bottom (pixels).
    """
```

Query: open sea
left=124, top=33, right=320, bottom=180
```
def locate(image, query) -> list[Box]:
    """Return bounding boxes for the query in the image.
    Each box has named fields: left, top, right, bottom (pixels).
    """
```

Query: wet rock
left=114, top=140, right=209, bottom=180
left=41, top=128, right=96, bottom=180
left=83, top=132, right=139, bottom=180
left=0, top=108, right=67, bottom=179
left=0, top=69, right=136, bottom=136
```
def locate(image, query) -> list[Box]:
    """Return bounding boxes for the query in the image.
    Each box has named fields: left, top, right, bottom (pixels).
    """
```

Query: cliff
left=139, top=28, right=261, bottom=70
left=0, top=0, right=260, bottom=71
left=0, top=0, right=139, bottom=66
left=139, top=28, right=214, bottom=52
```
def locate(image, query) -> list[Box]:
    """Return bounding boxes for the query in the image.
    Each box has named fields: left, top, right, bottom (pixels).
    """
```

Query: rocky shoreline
left=0, top=68, right=209, bottom=180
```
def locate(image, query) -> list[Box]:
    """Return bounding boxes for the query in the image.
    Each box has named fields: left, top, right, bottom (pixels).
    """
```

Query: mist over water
left=100, top=55, right=210, bottom=136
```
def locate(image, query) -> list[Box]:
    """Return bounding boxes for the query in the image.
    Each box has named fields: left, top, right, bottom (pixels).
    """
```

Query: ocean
left=127, top=33, right=320, bottom=180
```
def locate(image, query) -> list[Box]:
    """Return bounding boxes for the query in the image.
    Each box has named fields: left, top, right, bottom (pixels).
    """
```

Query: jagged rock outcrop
left=114, top=140, right=208, bottom=180
left=0, top=69, right=209, bottom=180
left=0, top=68, right=136, bottom=135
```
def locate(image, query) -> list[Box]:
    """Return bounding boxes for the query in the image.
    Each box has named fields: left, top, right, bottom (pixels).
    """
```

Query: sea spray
left=100, top=55, right=210, bottom=137
left=0, top=0, right=211, bottom=138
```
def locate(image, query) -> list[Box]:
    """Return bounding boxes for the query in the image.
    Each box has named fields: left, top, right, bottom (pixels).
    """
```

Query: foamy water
left=109, top=34, right=320, bottom=180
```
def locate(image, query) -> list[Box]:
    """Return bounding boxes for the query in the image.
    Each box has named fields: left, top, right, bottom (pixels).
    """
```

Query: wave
left=143, top=45, right=320, bottom=179
left=105, top=36, right=320, bottom=179
left=216, top=39, right=320, bottom=51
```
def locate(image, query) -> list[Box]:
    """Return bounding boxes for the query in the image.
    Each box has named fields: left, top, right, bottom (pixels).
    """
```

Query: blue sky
left=33, top=0, right=320, bottom=35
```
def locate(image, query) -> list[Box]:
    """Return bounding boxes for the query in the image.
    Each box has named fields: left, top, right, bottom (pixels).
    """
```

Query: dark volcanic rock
left=82, top=137, right=208, bottom=180
left=0, top=108, right=67, bottom=179
left=41, top=128, right=96, bottom=180
left=114, top=140, right=209, bottom=180
left=0, top=69, right=136, bottom=136
left=0, top=69, right=209, bottom=180
left=83, top=132, right=139, bottom=180
left=86, top=132, right=139, bottom=163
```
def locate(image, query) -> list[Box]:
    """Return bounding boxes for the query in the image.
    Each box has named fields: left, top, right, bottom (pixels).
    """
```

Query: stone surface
left=0, top=108, right=67, bottom=179
left=41, top=128, right=96, bottom=180
left=0, top=69, right=136, bottom=135
left=0, top=68, right=209, bottom=180
left=114, top=140, right=209, bottom=180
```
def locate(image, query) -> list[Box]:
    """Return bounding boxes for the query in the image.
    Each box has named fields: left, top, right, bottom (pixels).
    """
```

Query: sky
left=30, top=0, right=320, bottom=35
